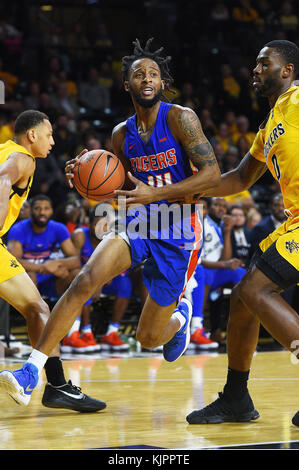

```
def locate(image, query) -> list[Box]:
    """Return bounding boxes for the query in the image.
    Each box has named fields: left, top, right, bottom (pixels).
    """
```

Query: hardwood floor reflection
left=0, top=350, right=298, bottom=450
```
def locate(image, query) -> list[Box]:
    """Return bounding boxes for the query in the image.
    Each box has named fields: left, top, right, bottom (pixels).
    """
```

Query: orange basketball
left=73, top=149, right=125, bottom=201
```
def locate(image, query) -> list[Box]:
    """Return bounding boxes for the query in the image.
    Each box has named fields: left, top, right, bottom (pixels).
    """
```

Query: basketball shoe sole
left=0, top=363, right=39, bottom=406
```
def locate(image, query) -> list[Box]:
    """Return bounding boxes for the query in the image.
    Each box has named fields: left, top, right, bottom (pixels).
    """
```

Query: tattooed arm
left=152, top=106, right=221, bottom=200
left=115, top=106, right=221, bottom=204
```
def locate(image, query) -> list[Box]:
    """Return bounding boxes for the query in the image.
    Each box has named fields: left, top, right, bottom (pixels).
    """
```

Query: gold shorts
left=0, top=239, right=25, bottom=284
left=256, top=216, right=299, bottom=289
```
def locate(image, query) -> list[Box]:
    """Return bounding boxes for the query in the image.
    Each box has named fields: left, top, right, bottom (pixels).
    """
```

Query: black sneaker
left=42, top=380, right=107, bottom=413
left=186, top=391, right=260, bottom=424
left=292, top=411, right=299, bottom=427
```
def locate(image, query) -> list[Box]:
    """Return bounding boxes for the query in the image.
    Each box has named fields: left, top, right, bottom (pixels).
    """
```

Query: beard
left=32, top=216, right=48, bottom=228
left=131, top=86, right=163, bottom=108
left=254, top=71, right=282, bottom=97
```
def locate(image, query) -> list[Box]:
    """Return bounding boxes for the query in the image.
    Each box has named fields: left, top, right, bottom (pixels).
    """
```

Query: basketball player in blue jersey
left=3, top=38, right=221, bottom=406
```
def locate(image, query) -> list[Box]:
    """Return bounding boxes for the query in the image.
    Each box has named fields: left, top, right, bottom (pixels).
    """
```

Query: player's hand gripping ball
left=72, top=149, right=125, bottom=201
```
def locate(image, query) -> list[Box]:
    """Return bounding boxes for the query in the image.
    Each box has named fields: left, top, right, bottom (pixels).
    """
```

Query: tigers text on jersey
left=250, top=86, right=299, bottom=218
left=0, top=140, right=35, bottom=238
left=120, top=101, right=203, bottom=307
left=124, top=101, right=194, bottom=199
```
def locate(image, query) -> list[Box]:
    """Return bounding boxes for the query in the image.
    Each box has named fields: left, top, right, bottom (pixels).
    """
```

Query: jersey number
left=271, top=154, right=281, bottom=180
left=147, top=172, right=173, bottom=187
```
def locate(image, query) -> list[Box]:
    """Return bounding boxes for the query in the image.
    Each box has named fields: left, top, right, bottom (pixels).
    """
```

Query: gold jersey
left=0, top=139, right=35, bottom=238
left=250, top=85, right=299, bottom=218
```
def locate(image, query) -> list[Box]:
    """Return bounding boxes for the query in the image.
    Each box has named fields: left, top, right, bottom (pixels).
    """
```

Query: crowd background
left=1, top=0, right=299, bottom=349
left=0, top=0, right=294, bottom=210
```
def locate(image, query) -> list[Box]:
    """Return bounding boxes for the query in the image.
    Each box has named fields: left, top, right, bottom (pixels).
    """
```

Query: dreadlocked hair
left=121, top=38, right=175, bottom=98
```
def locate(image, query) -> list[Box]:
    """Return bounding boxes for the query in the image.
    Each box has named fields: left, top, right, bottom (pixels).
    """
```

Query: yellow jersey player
left=186, top=40, right=299, bottom=428
left=0, top=110, right=106, bottom=412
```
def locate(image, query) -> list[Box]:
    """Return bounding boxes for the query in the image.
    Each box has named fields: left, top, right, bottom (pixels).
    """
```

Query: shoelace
left=65, top=380, right=82, bottom=394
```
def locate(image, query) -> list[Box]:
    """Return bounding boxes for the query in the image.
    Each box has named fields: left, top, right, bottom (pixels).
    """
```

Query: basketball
left=72, top=149, right=125, bottom=201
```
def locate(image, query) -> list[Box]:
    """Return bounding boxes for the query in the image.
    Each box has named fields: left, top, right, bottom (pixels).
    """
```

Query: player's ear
left=282, top=63, right=293, bottom=78
left=27, top=128, right=36, bottom=143
left=161, top=80, right=165, bottom=90
left=124, top=81, right=130, bottom=92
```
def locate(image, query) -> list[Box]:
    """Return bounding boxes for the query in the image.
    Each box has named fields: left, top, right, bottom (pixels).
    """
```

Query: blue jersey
left=80, top=226, right=93, bottom=265
left=116, top=101, right=203, bottom=307
left=7, top=218, right=70, bottom=300
left=125, top=101, right=194, bottom=199
left=7, top=219, right=70, bottom=264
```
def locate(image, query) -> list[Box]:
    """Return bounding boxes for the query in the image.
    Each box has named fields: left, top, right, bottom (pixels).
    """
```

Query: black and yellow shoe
left=42, top=380, right=107, bottom=413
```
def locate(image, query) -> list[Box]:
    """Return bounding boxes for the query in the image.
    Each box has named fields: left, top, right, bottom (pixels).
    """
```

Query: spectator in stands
left=54, top=198, right=88, bottom=236
left=236, top=134, right=251, bottom=156
left=232, top=0, right=260, bottom=55
left=223, top=110, right=238, bottom=136
left=86, top=135, right=102, bottom=151
left=17, top=200, right=31, bottom=223
left=232, top=115, right=256, bottom=148
left=57, top=70, right=78, bottom=100
left=186, top=197, right=246, bottom=346
left=50, top=81, right=79, bottom=124
left=228, top=204, right=252, bottom=267
left=7, top=195, right=81, bottom=303
left=219, top=64, right=241, bottom=109
left=232, top=0, right=259, bottom=24
left=246, top=207, right=262, bottom=229
left=52, top=113, right=78, bottom=171
left=66, top=22, right=92, bottom=69
left=93, top=21, right=113, bottom=55
left=38, top=92, right=57, bottom=123
left=79, top=66, right=110, bottom=114
left=98, top=60, right=114, bottom=91
left=222, top=145, right=240, bottom=172
left=278, top=1, right=298, bottom=40
left=211, top=122, right=234, bottom=154
left=255, top=0, right=278, bottom=27
left=176, top=82, right=200, bottom=112
left=199, top=108, right=217, bottom=140
left=23, top=81, right=41, bottom=110
left=225, top=188, right=256, bottom=211
left=249, top=193, right=286, bottom=257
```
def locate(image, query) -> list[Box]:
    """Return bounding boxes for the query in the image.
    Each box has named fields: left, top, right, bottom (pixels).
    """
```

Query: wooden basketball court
left=0, top=346, right=298, bottom=451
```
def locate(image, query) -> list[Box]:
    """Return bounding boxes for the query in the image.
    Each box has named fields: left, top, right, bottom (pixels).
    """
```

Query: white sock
left=172, top=310, right=186, bottom=331
left=67, top=317, right=81, bottom=337
left=191, top=316, right=203, bottom=333
left=81, top=324, right=92, bottom=334
left=27, top=349, right=48, bottom=374
left=106, top=322, right=119, bottom=335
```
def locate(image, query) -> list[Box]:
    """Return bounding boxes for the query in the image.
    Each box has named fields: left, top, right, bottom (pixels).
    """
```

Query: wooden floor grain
left=0, top=350, right=298, bottom=450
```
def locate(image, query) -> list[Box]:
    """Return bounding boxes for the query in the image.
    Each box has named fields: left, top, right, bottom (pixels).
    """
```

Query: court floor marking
left=77, top=377, right=299, bottom=383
